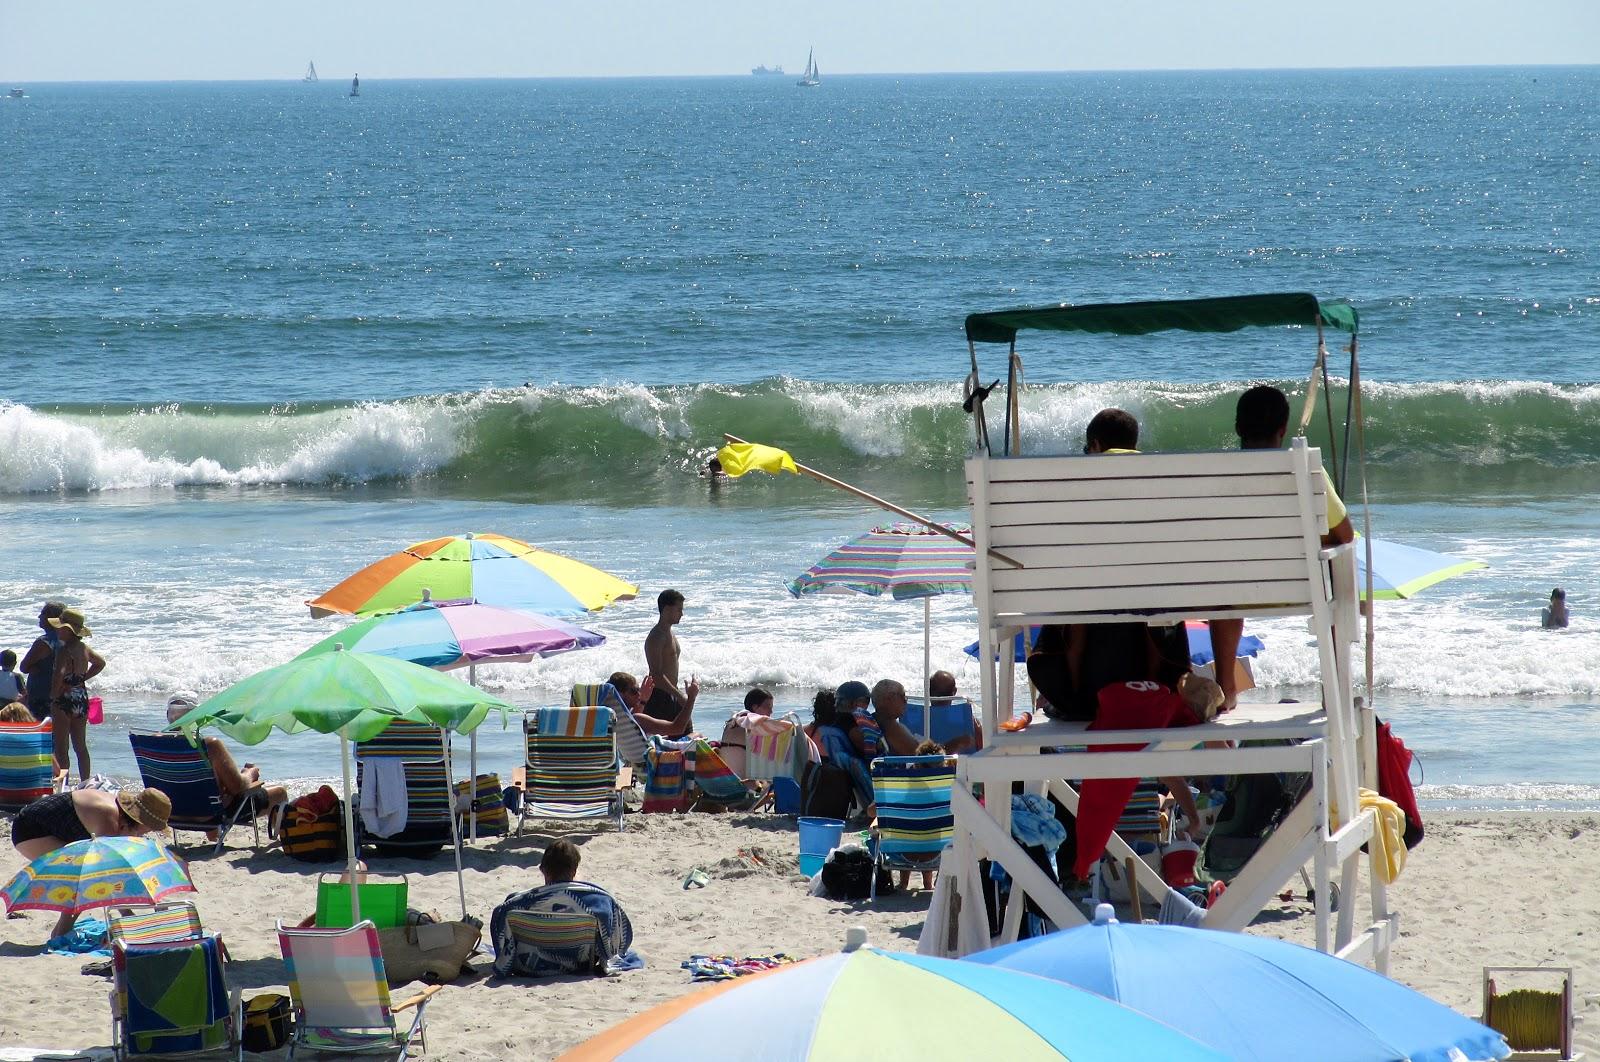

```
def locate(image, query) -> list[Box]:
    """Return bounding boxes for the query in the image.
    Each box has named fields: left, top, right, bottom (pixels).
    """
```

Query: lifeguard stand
left=923, top=294, right=1399, bottom=969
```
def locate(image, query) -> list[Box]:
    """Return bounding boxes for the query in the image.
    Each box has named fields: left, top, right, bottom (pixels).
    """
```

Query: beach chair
left=129, top=731, right=260, bottom=854
left=108, top=901, right=205, bottom=949
left=516, top=705, right=624, bottom=834
left=0, top=718, right=63, bottom=810
left=869, top=755, right=956, bottom=900
left=570, top=683, right=651, bottom=767
left=686, top=738, right=761, bottom=810
left=110, top=932, right=237, bottom=1060
left=355, top=721, right=454, bottom=858
left=901, top=698, right=980, bottom=749
left=502, top=908, right=605, bottom=976
left=454, top=773, right=507, bottom=840
left=641, top=748, right=688, bottom=814
left=276, top=920, right=441, bottom=1060
left=314, top=875, right=409, bottom=930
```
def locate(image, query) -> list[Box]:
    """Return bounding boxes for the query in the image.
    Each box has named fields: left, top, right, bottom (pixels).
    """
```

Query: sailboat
left=796, top=48, right=819, bottom=88
left=349, top=74, right=360, bottom=98
left=303, top=61, right=318, bottom=82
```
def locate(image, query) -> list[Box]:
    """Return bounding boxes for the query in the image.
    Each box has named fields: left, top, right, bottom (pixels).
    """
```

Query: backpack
left=241, top=993, right=291, bottom=1053
left=1196, top=748, right=1309, bottom=884
left=801, top=760, right=855, bottom=821
left=819, top=846, right=888, bottom=901
left=1375, top=717, right=1424, bottom=849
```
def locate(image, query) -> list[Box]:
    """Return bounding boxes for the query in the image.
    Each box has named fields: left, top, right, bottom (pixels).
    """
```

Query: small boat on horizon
left=796, top=49, right=819, bottom=88
left=751, top=64, right=785, bottom=76
left=7, top=87, right=25, bottom=99
left=349, top=74, right=359, bottom=98
left=303, top=61, right=318, bottom=83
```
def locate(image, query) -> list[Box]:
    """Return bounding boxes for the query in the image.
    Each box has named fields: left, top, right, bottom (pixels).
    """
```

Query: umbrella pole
left=340, top=735, right=362, bottom=926
left=922, top=597, right=932, bottom=741
left=468, top=665, right=479, bottom=845
left=443, top=734, right=468, bottom=920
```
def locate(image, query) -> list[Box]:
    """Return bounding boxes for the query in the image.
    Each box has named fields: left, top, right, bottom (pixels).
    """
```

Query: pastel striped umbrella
left=787, top=522, right=973, bottom=602
left=559, top=947, right=1227, bottom=1061
left=3, top=836, right=194, bottom=917
left=307, top=532, right=637, bottom=618
left=788, top=523, right=973, bottom=725
left=296, top=597, right=605, bottom=670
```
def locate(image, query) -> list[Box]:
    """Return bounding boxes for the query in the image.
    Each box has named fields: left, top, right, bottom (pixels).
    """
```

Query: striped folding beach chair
left=517, top=706, right=624, bottom=833
left=110, top=932, right=236, bottom=1059
left=355, top=722, right=454, bottom=858
left=454, top=773, right=508, bottom=838
left=869, top=755, right=957, bottom=901
left=276, top=920, right=440, bottom=1060
left=108, top=901, right=205, bottom=949
left=129, top=732, right=260, bottom=854
left=570, top=683, right=651, bottom=767
left=686, top=738, right=758, bottom=809
left=0, top=719, right=61, bottom=810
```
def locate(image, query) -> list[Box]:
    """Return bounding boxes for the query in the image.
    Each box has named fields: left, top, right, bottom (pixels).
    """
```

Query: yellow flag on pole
left=714, top=441, right=799, bottom=478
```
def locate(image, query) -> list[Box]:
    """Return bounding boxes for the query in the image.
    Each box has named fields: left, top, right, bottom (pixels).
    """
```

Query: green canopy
left=172, top=648, right=511, bottom=745
left=964, top=293, right=1359, bottom=345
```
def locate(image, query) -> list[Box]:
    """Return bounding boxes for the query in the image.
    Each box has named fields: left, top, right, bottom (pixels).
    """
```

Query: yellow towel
left=1331, top=787, right=1407, bottom=884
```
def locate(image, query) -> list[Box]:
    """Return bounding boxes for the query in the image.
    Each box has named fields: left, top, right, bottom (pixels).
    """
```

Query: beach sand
left=2, top=812, right=1594, bottom=1059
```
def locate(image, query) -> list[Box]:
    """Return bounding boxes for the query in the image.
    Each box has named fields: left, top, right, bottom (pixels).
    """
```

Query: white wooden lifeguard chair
left=924, top=293, right=1400, bottom=970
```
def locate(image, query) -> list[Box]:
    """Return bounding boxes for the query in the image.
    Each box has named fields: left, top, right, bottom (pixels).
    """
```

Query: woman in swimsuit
left=47, top=608, right=105, bottom=782
left=11, top=786, right=172, bottom=934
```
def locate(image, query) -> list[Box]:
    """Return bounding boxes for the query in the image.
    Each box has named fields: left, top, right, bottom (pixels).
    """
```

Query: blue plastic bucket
left=797, top=816, right=846, bottom=878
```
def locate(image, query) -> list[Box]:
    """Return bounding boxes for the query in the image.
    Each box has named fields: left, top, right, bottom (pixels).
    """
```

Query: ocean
left=2, top=67, right=1597, bottom=808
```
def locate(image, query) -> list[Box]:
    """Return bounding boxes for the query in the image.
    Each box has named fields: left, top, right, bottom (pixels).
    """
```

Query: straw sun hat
left=47, top=607, right=92, bottom=638
left=118, top=787, right=172, bottom=832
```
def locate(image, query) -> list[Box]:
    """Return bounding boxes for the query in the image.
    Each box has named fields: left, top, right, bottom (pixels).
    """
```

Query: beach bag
left=819, top=846, right=887, bottom=901
left=1376, top=717, right=1425, bottom=849
left=1196, top=748, right=1309, bottom=884
left=280, top=788, right=344, bottom=863
left=801, top=760, right=855, bottom=821
left=376, top=920, right=482, bottom=984
left=241, top=993, right=291, bottom=1053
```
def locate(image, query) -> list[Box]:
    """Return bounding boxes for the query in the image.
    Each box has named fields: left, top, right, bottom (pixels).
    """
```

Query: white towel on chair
left=360, top=759, right=409, bottom=837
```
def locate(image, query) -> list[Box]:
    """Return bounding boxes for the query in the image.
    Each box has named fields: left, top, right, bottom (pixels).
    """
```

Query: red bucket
left=1161, top=842, right=1200, bottom=888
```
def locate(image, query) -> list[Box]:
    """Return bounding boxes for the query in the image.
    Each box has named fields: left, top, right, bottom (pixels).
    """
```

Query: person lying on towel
left=490, top=840, right=635, bottom=978
left=1069, top=673, right=1226, bottom=884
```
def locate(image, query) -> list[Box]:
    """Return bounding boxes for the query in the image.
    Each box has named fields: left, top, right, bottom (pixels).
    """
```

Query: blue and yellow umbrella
left=560, top=947, right=1227, bottom=1061
left=3, top=835, right=194, bottom=917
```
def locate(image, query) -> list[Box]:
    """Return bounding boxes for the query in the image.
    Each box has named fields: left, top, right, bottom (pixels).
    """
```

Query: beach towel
left=743, top=713, right=813, bottom=781
left=46, top=917, right=110, bottom=957
left=572, top=684, right=650, bottom=766
left=538, top=705, right=609, bottom=738
left=687, top=739, right=748, bottom=804
left=117, top=934, right=230, bottom=1056
left=1010, top=793, right=1067, bottom=850
left=681, top=954, right=797, bottom=981
left=359, top=757, right=408, bottom=838
left=1358, top=787, right=1408, bottom=885
left=643, top=748, right=688, bottom=813
left=491, top=881, right=634, bottom=978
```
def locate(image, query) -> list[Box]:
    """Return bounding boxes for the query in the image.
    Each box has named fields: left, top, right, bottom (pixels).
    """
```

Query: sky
left=3, top=0, right=1598, bottom=81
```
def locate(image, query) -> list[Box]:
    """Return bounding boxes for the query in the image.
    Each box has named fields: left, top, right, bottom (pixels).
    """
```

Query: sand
left=2, top=811, right=1595, bottom=1060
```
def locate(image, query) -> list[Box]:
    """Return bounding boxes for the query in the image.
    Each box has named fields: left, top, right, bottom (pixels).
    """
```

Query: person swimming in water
left=1542, top=587, right=1569, bottom=629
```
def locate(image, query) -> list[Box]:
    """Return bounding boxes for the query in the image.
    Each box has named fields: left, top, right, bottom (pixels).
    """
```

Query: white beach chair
left=932, top=441, right=1396, bottom=970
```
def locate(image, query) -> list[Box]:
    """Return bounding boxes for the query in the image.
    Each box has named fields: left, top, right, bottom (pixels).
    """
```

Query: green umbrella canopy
left=964, top=292, right=1359, bottom=345
left=171, top=648, right=511, bottom=744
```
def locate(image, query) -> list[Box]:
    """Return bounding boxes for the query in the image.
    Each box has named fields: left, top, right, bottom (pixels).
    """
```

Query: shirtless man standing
left=642, top=589, right=698, bottom=739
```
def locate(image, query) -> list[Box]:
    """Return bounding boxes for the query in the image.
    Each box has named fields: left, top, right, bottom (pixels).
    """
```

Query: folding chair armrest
left=392, top=983, right=444, bottom=1013
left=511, top=766, right=526, bottom=790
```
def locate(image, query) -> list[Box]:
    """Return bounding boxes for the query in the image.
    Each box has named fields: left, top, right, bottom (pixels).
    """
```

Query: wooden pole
left=721, top=433, right=1022, bottom=569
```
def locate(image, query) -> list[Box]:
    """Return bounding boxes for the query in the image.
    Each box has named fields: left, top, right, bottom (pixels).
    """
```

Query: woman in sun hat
left=10, top=786, right=171, bottom=862
left=47, top=607, right=105, bottom=782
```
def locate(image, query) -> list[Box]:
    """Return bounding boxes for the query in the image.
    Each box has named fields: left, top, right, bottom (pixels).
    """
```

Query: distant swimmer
left=1541, top=587, right=1569, bottom=629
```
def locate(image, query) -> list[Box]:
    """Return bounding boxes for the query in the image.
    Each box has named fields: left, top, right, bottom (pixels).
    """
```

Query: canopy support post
left=467, top=664, right=478, bottom=845
left=922, top=596, right=932, bottom=741
left=339, top=735, right=362, bottom=926
left=443, top=734, right=469, bottom=920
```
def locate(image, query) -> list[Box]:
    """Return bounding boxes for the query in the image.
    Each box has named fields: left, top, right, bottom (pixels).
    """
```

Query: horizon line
left=9, top=61, right=1597, bottom=85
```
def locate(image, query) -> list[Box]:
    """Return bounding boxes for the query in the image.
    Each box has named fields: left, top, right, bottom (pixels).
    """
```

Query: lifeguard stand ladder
left=928, top=440, right=1399, bottom=969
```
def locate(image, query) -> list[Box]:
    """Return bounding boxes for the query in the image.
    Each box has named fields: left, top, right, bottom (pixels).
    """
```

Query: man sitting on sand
left=852, top=679, right=923, bottom=761
left=490, top=839, right=635, bottom=978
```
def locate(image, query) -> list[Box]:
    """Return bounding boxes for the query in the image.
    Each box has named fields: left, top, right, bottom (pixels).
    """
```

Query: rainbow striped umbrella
left=3, top=836, right=194, bottom=917
left=559, top=947, right=1227, bottom=1061
left=307, top=532, right=637, bottom=618
left=787, top=523, right=973, bottom=602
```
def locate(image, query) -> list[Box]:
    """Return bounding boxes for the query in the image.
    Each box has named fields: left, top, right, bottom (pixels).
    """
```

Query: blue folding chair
left=129, top=732, right=259, bottom=854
